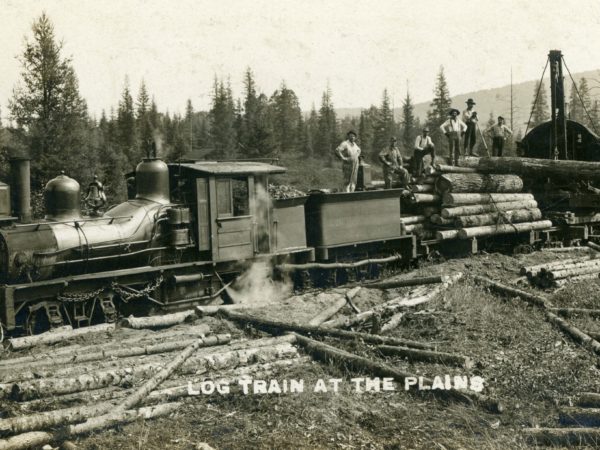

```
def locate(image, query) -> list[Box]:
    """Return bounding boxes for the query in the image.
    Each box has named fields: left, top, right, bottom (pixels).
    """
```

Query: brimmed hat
left=498, top=116, right=505, bottom=120
left=423, top=127, right=430, bottom=132
left=390, top=136, right=397, bottom=141
left=448, top=108, right=460, bottom=116
left=347, top=130, right=357, bottom=137
left=466, top=98, right=476, bottom=105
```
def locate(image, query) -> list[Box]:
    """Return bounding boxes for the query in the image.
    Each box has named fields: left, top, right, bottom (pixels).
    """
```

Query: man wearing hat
left=440, top=108, right=467, bottom=165
left=485, top=116, right=513, bottom=156
left=412, top=127, right=436, bottom=176
left=462, top=98, right=478, bottom=156
left=379, top=136, right=410, bottom=189
left=334, top=130, right=362, bottom=192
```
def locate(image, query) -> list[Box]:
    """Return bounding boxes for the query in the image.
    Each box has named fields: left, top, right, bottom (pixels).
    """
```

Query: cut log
left=0, top=403, right=181, bottom=450
left=293, top=334, right=502, bottom=413
left=559, top=407, right=600, bottom=427
left=543, top=246, right=594, bottom=253
left=441, top=200, right=538, bottom=218
left=554, top=273, right=600, bottom=287
left=69, top=331, right=219, bottom=435
left=415, top=176, right=437, bottom=185
left=0, top=334, right=232, bottom=383
left=454, top=209, right=542, bottom=228
left=406, top=193, right=441, bottom=204
left=457, top=220, right=552, bottom=239
left=4, top=338, right=297, bottom=401
left=435, top=173, right=523, bottom=194
left=7, top=324, right=114, bottom=351
left=379, top=312, right=405, bottom=333
left=430, top=214, right=456, bottom=225
left=519, top=258, right=589, bottom=276
left=0, top=324, right=212, bottom=369
left=546, top=311, right=600, bottom=356
left=421, top=206, right=438, bottom=217
left=409, top=184, right=434, bottom=193
left=577, top=392, right=600, bottom=408
left=474, top=276, right=549, bottom=308
left=523, top=427, right=600, bottom=446
left=362, top=275, right=447, bottom=290
left=587, top=241, right=600, bottom=252
left=219, top=310, right=435, bottom=349
left=442, top=192, right=534, bottom=206
left=275, top=254, right=402, bottom=272
left=306, top=288, right=360, bottom=327
left=459, top=156, right=600, bottom=183
left=435, top=230, right=460, bottom=240
left=548, top=307, right=600, bottom=318
left=403, top=224, right=425, bottom=234
left=432, top=163, right=478, bottom=174
left=118, top=310, right=196, bottom=329
left=547, top=262, right=600, bottom=280
left=377, top=345, right=473, bottom=368
left=400, top=215, right=426, bottom=225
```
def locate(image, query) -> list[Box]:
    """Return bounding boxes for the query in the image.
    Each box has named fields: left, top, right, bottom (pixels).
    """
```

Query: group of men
left=334, top=98, right=513, bottom=191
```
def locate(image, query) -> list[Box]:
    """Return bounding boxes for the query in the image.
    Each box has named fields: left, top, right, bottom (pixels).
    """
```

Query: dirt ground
left=2, top=249, right=600, bottom=450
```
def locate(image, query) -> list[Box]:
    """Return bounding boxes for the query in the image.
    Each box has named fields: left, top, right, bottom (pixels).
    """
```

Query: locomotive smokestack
left=9, top=157, right=31, bottom=223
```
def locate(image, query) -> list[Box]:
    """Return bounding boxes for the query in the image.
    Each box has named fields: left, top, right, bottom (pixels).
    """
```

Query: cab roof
left=171, top=161, right=287, bottom=176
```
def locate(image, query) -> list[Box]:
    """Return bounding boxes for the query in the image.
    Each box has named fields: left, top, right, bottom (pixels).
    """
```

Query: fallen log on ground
left=275, top=254, right=402, bottom=272
left=587, top=241, right=600, bottom=252
left=293, top=334, right=501, bottom=413
left=219, top=310, right=435, bottom=350
left=441, top=200, right=538, bottom=218
left=307, top=288, right=361, bottom=327
left=559, top=407, right=600, bottom=427
left=118, top=310, right=196, bottom=329
left=577, top=392, right=600, bottom=408
left=379, top=313, right=405, bottom=333
left=0, top=324, right=211, bottom=369
left=4, top=337, right=297, bottom=401
left=523, top=427, right=600, bottom=446
left=519, top=258, right=589, bottom=276
left=377, top=345, right=473, bottom=368
left=554, top=274, right=600, bottom=287
left=0, top=334, right=232, bottom=383
left=457, top=220, right=553, bottom=239
left=543, top=246, right=594, bottom=253
left=459, top=156, right=600, bottom=183
left=547, top=262, right=600, bottom=280
left=474, top=276, right=600, bottom=356
left=435, top=173, right=523, bottom=194
left=399, top=215, right=426, bottom=225
left=454, top=209, right=542, bottom=228
left=548, top=307, right=600, bottom=318
left=0, top=402, right=181, bottom=450
left=7, top=324, right=115, bottom=351
left=195, top=302, right=283, bottom=316
left=442, top=192, right=535, bottom=206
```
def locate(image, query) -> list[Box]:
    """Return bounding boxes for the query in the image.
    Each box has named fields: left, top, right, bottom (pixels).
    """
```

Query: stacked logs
left=519, top=255, right=600, bottom=288
left=400, top=175, right=440, bottom=239
left=406, top=163, right=550, bottom=241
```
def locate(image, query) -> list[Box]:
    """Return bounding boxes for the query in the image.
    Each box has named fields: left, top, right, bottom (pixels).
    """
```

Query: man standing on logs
left=412, top=127, right=436, bottom=176
left=379, top=137, right=410, bottom=189
left=335, top=130, right=362, bottom=192
left=485, top=116, right=513, bottom=156
left=440, top=108, right=467, bottom=166
left=462, top=98, right=478, bottom=156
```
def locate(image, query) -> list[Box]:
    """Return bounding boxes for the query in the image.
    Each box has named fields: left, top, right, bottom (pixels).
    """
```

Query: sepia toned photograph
left=1, top=1, right=600, bottom=448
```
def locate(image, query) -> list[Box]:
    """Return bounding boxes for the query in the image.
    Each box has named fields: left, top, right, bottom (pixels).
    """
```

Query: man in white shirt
left=412, top=127, right=435, bottom=176
left=462, top=98, right=478, bottom=156
left=334, top=130, right=362, bottom=192
left=485, top=116, right=513, bottom=156
left=440, top=108, right=467, bottom=165
left=379, top=137, right=410, bottom=189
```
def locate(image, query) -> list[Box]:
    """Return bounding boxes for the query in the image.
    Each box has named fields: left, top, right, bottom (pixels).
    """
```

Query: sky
left=1, top=0, right=600, bottom=120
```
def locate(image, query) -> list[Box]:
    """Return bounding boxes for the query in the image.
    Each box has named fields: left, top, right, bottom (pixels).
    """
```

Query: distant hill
left=334, top=69, right=600, bottom=135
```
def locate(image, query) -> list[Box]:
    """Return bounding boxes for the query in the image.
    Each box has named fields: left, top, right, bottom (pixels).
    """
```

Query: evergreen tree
left=426, top=66, right=452, bottom=151
left=270, top=81, right=302, bottom=155
left=305, top=105, right=319, bottom=157
left=530, top=80, right=550, bottom=127
left=569, top=81, right=583, bottom=123
left=136, top=81, right=153, bottom=158
left=208, top=78, right=237, bottom=159
left=358, top=106, right=378, bottom=160
left=401, top=91, right=416, bottom=153
left=9, top=13, right=89, bottom=186
left=373, top=89, right=395, bottom=159
left=315, top=86, right=338, bottom=166
left=116, top=80, right=137, bottom=168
